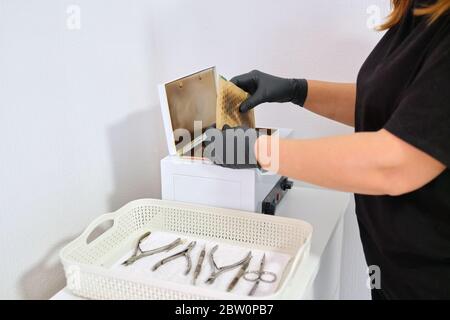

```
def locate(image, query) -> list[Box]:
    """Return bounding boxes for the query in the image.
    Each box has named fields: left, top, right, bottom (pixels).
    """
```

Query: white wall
left=0, top=0, right=389, bottom=299
left=0, top=0, right=165, bottom=299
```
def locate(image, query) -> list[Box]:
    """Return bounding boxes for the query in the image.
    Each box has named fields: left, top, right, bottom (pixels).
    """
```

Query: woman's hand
left=203, top=125, right=262, bottom=169
left=230, top=70, right=308, bottom=112
left=231, top=71, right=356, bottom=127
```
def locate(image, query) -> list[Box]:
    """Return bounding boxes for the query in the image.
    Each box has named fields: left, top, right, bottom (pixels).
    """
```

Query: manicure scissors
left=205, top=245, right=252, bottom=285
left=152, top=241, right=197, bottom=275
left=122, top=232, right=183, bottom=266
left=244, top=254, right=277, bottom=296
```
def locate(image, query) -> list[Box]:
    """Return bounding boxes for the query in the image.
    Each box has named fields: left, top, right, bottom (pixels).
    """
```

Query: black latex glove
left=203, top=125, right=261, bottom=169
left=230, top=70, right=308, bottom=112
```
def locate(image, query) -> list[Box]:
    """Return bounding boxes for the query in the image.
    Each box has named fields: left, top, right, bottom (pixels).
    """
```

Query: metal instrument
left=244, top=254, right=277, bottom=296
left=152, top=241, right=197, bottom=275
left=122, top=232, right=183, bottom=266
left=226, top=255, right=252, bottom=292
left=205, top=245, right=252, bottom=285
left=192, top=245, right=206, bottom=285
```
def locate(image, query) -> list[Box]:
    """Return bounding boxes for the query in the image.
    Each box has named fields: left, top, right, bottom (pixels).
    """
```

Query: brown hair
left=378, top=0, right=450, bottom=30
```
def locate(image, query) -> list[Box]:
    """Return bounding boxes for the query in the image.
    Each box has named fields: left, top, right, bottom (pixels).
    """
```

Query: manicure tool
left=152, top=241, right=197, bottom=275
left=226, top=254, right=252, bottom=292
left=244, top=254, right=277, bottom=296
left=122, top=232, right=183, bottom=266
left=205, top=245, right=252, bottom=285
left=192, top=245, right=206, bottom=285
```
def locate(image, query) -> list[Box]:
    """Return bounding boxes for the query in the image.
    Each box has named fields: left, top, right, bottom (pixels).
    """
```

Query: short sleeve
left=384, top=33, right=450, bottom=167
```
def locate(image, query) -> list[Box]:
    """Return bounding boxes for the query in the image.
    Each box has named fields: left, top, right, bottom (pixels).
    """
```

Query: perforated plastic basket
left=60, top=199, right=312, bottom=300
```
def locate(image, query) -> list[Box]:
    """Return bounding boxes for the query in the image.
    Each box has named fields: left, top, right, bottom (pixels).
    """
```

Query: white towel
left=112, top=231, right=291, bottom=297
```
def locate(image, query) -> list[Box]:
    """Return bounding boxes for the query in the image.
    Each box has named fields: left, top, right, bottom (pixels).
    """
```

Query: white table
left=51, top=186, right=351, bottom=300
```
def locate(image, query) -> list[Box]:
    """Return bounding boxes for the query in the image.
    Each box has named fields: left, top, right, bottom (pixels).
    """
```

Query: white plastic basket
left=60, top=199, right=312, bottom=300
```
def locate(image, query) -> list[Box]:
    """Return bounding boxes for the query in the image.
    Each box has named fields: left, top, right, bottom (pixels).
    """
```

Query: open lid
left=159, top=67, right=218, bottom=156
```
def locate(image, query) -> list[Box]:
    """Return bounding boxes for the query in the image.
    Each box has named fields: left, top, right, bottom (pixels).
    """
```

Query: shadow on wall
left=19, top=107, right=167, bottom=299
left=107, top=106, right=166, bottom=211
left=19, top=238, right=74, bottom=300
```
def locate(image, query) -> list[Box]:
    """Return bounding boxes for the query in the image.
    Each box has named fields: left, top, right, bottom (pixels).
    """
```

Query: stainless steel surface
left=165, top=68, right=217, bottom=143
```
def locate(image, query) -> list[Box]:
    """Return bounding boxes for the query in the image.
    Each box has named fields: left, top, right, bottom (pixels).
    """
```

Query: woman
left=206, top=0, right=450, bottom=299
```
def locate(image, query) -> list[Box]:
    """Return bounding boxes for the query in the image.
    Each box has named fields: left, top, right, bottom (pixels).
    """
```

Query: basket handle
left=79, top=212, right=118, bottom=245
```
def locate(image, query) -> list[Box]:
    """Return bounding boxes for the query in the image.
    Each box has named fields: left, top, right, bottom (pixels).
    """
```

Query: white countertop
left=51, top=185, right=351, bottom=300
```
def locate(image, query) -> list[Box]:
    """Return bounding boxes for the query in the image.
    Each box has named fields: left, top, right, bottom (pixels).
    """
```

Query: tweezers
left=152, top=241, right=197, bottom=275
left=205, top=245, right=252, bottom=284
left=122, top=232, right=183, bottom=266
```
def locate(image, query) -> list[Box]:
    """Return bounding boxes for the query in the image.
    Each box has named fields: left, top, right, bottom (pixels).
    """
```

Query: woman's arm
left=230, top=71, right=356, bottom=126
left=256, top=129, right=445, bottom=196
left=304, top=81, right=357, bottom=127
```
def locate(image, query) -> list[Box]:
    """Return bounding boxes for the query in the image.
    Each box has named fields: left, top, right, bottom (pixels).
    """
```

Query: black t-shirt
left=355, top=0, right=450, bottom=299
